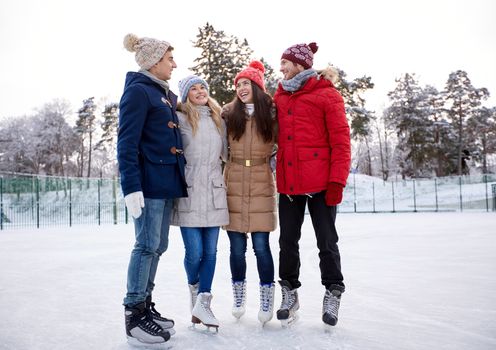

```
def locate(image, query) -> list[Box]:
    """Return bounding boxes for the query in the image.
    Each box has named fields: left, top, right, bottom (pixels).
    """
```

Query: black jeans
left=278, top=191, right=344, bottom=290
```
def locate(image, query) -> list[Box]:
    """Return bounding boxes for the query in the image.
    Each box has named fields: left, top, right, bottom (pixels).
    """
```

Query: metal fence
left=338, top=172, right=496, bottom=213
left=1, top=172, right=495, bottom=230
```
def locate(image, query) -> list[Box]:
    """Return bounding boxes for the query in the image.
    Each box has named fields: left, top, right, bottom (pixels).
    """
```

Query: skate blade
left=323, top=323, right=335, bottom=333
left=280, top=313, right=298, bottom=328
left=127, top=336, right=173, bottom=349
left=189, top=323, right=219, bottom=335
left=164, top=327, right=176, bottom=336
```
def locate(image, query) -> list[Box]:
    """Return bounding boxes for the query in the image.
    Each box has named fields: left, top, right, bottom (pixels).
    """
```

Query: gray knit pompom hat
left=123, top=33, right=171, bottom=70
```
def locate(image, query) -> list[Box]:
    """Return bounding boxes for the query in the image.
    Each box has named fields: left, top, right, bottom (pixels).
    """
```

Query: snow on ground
left=0, top=212, right=495, bottom=350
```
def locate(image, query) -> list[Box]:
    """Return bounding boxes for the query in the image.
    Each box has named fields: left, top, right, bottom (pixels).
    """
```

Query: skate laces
left=323, top=290, right=341, bottom=316
left=233, top=281, right=246, bottom=307
left=139, top=314, right=163, bottom=335
left=280, top=286, right=296, bottom=310
left=200, top=294, right=217, bottom=319
left=148, top=301, right=161, bottom=317
left=260, top=284, right=274, bottom=312
left=147, top=301, right=172, bottom=322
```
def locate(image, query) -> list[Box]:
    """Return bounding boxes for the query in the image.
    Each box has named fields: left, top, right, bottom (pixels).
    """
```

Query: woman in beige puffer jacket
left=222, top=61, right=278, bottom=326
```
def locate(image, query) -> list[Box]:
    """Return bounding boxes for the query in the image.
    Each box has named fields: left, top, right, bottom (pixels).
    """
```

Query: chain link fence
left=1, top=172, right=495, bottom=230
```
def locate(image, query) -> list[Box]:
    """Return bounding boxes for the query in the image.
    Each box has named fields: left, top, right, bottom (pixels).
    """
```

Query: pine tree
left=467, top=106, right=496, bottom=174
left=74, top=97, right=97, bottom=177
left=333, top=67, right=375, bottom=174
left=442, top=70, right=489, bottom=175
left=385, top=73, right=434, bottom=178
left=260, top=57, right=279, bottom=96
left=191, top=23, right=253, bottom=105
left=95, top=102, right=119, bottom=176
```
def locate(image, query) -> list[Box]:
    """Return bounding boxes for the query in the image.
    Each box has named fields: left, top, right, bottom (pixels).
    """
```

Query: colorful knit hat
left=234, top=60, right=266, bottom=91
left=178, top=75, right=209, bottom=103
left=281, top=42, right=319, bottom=69
left=123, top=33, right=171, bottom=70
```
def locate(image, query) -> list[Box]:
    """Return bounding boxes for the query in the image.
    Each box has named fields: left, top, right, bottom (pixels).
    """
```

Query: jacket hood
left=123, top=71, right=158, bottom=89
left=316, top=66, right=339, bottom=85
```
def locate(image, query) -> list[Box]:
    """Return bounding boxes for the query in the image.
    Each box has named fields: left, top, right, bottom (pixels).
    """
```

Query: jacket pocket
left=178, top=168, right=194, bottom=212
left=297, top=148, right=330, bottom=188
left=212, top=178, right=228, bottom=209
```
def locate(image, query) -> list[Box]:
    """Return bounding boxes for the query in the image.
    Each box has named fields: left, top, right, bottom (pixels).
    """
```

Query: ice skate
left=188, top=283, right=199, bottom=311
left=322, top=287, right=343, bottom=328
left=191, top=292, right=219, bottom=333
left=276, top=280, right=299, bottom=327
left=258, top=282, right=275, bottom=326
left=145, top=296, right=175, bottom=336
left=125, top=302, right=171, bottom=346
left=231, top=280, right=246, bottom=319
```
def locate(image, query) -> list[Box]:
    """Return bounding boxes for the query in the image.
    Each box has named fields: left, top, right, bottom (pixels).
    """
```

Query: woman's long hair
left=225, top=83, right=274, bottom=143
left=178, top=96, right=223, bottom=136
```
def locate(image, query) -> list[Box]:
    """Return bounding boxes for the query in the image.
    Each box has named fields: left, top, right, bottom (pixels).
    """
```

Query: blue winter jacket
left=117, top=72, right=187, bottom=199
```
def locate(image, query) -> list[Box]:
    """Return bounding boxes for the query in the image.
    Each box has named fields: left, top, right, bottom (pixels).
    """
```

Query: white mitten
left=124, top=191, right=145, bottom=219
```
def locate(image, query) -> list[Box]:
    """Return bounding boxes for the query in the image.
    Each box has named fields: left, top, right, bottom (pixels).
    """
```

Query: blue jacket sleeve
left=117, top=85, right=148, bottom=196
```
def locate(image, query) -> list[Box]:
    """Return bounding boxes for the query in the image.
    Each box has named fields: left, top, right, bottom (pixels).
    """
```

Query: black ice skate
left=125, top=302, right=171, bottom=346
left=145, top=296, right=175, bottom=336
left=276, top=280, right=299, bottom=327
left=322, top=286, right=343, bottom=328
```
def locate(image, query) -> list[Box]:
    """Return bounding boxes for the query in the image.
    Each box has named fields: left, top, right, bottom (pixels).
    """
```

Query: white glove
left=124, top=191, right=145, bottom=219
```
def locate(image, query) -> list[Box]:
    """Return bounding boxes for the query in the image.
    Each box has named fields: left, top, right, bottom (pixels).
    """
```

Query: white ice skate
left=258, top=282, right=275, bottom=326
left=191, top=292, right=219, bottom=333
left=188, top=283, right=199, bottom=311
left=231, top=280, right=246, bottom=319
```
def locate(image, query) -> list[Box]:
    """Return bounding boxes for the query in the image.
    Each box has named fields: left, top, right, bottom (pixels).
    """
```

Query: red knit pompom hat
left=281, top=42, right=319, bottom=69
left=234, top=60, right=266, bottom=91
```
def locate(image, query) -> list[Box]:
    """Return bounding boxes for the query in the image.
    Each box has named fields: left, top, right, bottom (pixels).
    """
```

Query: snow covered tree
left=74, top=97, right=97, bottom=177
left=0, top=116, right=33, bottom=173
left=333, top=67, right=375, bottom=174
left=94, top=102, right=119, bottom=176
left=260, top=57, right=279, bottom=96
left=190, top=23, right=253, bottom=105
left=422, top=85, right=455, bottom=176
left=33, top=99, right=78, bottom=176
left=374, top=112, right=396, bottom=180
left=466, top=106, right=496, bottom=174
left=385, top=73, right=435, bottom=178
left=442, top=70, right=489, bottom=175
left=0, top=100, right=77, bottom=176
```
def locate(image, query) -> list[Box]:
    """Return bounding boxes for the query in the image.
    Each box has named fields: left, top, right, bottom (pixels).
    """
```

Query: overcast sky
left=0, top=0, right=495, bottom=120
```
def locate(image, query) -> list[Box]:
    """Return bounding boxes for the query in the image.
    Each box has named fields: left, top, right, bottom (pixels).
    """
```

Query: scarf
left=245, top=103, right=254, bottom=116
left=280, top=69, right=317, bottom=92
left=138, top=69, right=170, bottom=95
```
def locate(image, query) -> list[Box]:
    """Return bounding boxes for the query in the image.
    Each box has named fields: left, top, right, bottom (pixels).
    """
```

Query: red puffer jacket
left=274, top=75, right=351, bottom=195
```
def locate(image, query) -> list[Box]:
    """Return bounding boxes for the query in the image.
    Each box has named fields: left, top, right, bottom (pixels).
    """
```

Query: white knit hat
left=123, top=33, right=171, bottom=70
left=178, top=75, right=209, bottom=103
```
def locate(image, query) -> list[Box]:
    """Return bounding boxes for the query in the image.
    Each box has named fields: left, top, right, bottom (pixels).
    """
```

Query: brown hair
left=224, top=83, right=274, bottom=143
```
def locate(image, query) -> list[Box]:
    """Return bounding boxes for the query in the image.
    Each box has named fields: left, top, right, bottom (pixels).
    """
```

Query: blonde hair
left=179, top=97, right=223, bottom=136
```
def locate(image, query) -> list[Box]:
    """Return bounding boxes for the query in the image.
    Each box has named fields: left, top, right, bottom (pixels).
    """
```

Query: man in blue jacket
left=118, top=33, right=187, bottom=346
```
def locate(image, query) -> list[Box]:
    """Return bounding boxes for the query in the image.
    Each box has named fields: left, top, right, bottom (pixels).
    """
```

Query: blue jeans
left=124, top=198, right=173, bottom=307
left=227, top=231, right=274, bottom=285
left=180, top=227, right=220, bottom=293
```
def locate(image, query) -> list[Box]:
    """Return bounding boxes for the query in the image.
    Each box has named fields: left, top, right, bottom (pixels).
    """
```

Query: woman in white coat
left=170, top=75, right=229, bottom=331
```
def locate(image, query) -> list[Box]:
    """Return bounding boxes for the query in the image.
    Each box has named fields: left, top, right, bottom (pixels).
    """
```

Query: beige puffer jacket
left=223, top=104, right=277, bottom=233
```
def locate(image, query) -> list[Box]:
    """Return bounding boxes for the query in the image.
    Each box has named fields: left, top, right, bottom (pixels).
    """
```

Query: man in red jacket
left=273, top=42, right=351, bottom=327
